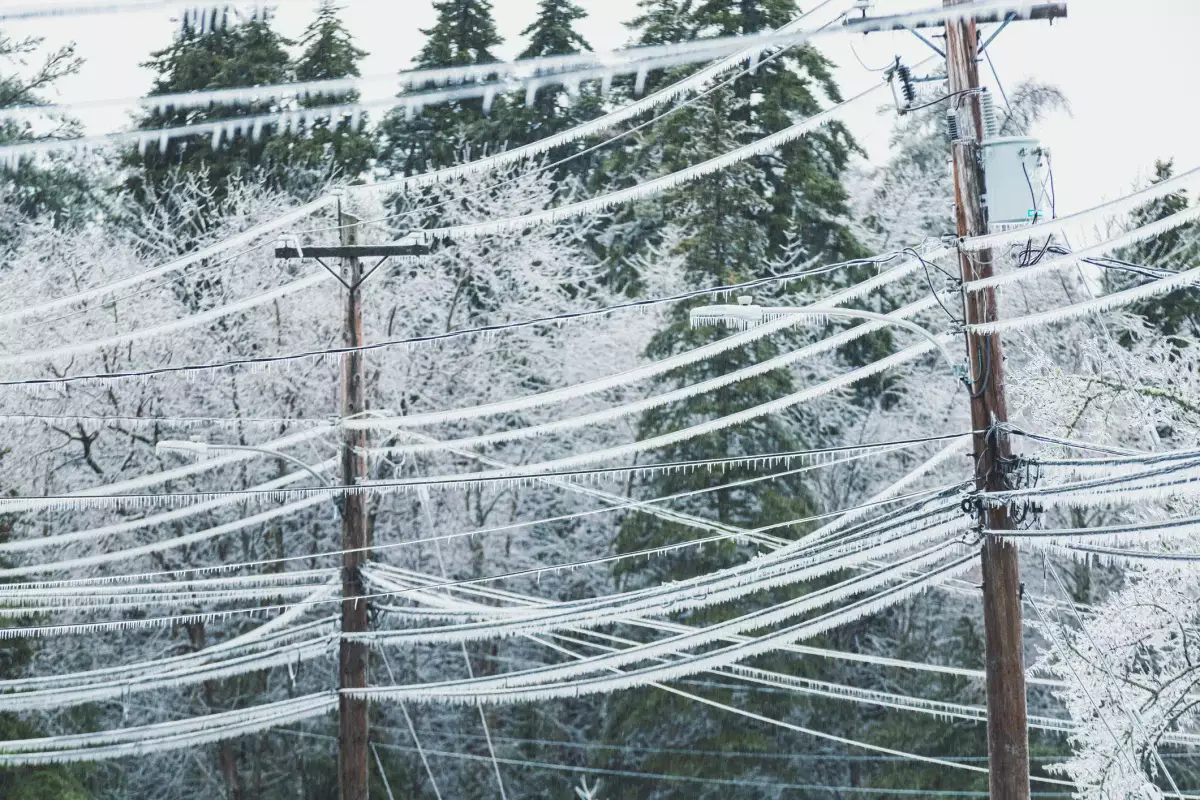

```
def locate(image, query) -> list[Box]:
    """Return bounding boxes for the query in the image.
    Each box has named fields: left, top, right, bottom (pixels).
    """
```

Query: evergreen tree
left=0, top=30, right=96, bottom=225
left=498, top=0, right=601, bottom=154
left=377, top=0, right=505, bottom=176
left=1109, top=159, right=1200, bottom=338
left=127, top=8, right=292, bottom=204
left=264, top=0, right=375, bottom=188
left=594, top=2, right=891, bottom=795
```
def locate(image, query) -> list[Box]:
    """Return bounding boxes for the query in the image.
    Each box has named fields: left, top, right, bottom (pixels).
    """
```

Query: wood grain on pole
left=338, top=209, right=371, bottom=800
left=944, top=1, right=1031, bottom=798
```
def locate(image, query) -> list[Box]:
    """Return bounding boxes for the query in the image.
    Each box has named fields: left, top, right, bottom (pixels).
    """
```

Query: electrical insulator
left=980, top=89, right=999, bottom=139
left=945, top=110, right=960, bottom=142
left=897, top=65, right=916, bottom=103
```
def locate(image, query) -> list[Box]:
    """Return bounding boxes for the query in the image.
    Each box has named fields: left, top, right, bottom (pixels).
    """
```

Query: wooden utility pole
left=273, top=220, right=426, bottom=800
left=338, top=206, right=370, bottom=800
left=943, top=2, right=1030, bottom=798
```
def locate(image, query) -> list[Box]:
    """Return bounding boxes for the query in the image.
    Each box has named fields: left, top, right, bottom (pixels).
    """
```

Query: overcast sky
left=8, top=0, right=1199, bottom=215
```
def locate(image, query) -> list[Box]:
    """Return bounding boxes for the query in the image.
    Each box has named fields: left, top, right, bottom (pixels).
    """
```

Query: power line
left=0, top=251, right=914, bottom=387
left=276, top=728, right=1078, bottom=798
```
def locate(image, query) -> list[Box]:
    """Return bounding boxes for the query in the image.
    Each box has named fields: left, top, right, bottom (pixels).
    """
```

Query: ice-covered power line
left=0, top=336, right=958, bottom=512
left=0, top=30, right=817, bottom=124
left=0, top=30, right=839, bottom=167
left=968, top=262, right=1200, bottom=336
left=355, top=550, right=979, bottom=705
left=0, top=249, right=925, bottom=387
left=0, top=694, right=337, bottom=765
left=398, top=83, right=887, bottom=245
left=0, top=196, right=334, bottom=327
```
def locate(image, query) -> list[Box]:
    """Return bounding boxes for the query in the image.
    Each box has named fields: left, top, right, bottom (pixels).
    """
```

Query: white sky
left=7, top=0, right=1199, bottom=215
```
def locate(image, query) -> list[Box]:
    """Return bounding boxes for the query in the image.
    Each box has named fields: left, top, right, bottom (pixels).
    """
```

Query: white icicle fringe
left=797, top=440, right=970, bottom=548
left=349, top=255, right=928, bottom=431
left=364, top=495, right=965, bottom=610
left=0, top=569, right=336, bottom=599
left=0, top=494, right=332, bottom=577
left=965, top=203, right=1200, bottom=294
left=960, top=163, right=1200, bottom=253
left=721, top=664, right=1076, bottom=732
left=0, top=196, right=336, bottom=326
left=356, top=552, right=979, bottom=706
left=402, top=85, right=889, bottom=244
left=0, top=426, right=334, bottom=515
left=0, top=694, right=337, bottom=765
left=1053, top=543, right=1200, bottom=569
left=371, top=294, right=950, bottom=456
left=0, top=457, right=338, bottom=555
left=0, top=616, right=336, bottom=693
left=0, top=270, right=331, bottom=368
left=360, top=542, right=968, bottom=691
left=987, top=458, right=1200, bottom=511
left=0, top=29, right=814, bottom=161
left=0, top=583, right=336, bottom=615
left=0, top=635, right=337, bottom=712
left=361, top=520, right=970, bottom=645
left=970, top=262, right=1200, bottom=336
left=0, top=339, right=952, bottom=513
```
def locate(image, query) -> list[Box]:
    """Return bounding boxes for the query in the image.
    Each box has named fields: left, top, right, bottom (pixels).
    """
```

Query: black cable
left=905, top=247, right=962, bottom=323
left=0, top=252, right=914, bottom=388
left=903, top=88, right=981, bottom=114
left=1022, top=161, right=1041, bottom=224
left=1045, top=151, right=1057, bottom=219
left=968, top=340, right=991, bottom=400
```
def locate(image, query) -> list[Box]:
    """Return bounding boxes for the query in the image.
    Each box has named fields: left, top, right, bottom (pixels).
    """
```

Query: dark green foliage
left=377, top=0, right=506, bottom=176
left=0, top=503, right=90, bottom=799
left=497, top=0, right=604, bottom=160
left=126, top=9, right=293, bottom=201
left=1109, top=159, right=1200, bottom=339
left=0, top=30, right=97, bottom=225
left=263, top=1, right=376, bottom=187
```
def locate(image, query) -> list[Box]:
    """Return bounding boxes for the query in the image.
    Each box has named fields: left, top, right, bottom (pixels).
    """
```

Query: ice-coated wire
left=0, top=457, right=339, bottom=555
left=0, top=34, right=822, bottom=166
left=2, top=333, right=957, bottom=513
left=960, top=163, right=1200, bottom=253
left=364, top=519, right=970, bottom=645
left=0, top=694, right=337, bottom=765
left=0, top=271, right=332, bottom=367
left=400, top=83, right=888, bottom=245
left=354, top=551, right=979, bottom=705
left=964, top=203, right=1200, bottom=295
left=0, top=447, right=938, bottom=585
left=0, top=231, right=930, bottom=390
left=0, top=196, right=335, bottom=326
left=0, top=425, right=334, bottom=515
left=969, top=262, right=1200, bottom=336
left=368, top=294, right=953, bottom=455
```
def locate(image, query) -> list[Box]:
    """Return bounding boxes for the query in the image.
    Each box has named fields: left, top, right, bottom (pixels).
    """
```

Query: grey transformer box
left=982, top=136, right=1049, bottom=232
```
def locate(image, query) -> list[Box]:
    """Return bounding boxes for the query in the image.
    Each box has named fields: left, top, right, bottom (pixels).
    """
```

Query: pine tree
left=498, top=0, right=600, bottom=153
left=377, top=0, right=505, bottom=176
left=0, top=30, right=96, bottom=225
left=263, top=1, right=375, bottom=187
left=127, top=8, right=293, bottom=204
left=595, top=2, right=884, bottom=795
left=1110, top=159, right=1200, bottom=338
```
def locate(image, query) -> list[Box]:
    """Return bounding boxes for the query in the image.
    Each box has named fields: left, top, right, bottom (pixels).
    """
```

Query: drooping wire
left=0, top=251, right=915, bottom=388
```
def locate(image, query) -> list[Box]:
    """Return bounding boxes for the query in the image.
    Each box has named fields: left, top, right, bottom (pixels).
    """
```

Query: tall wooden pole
left=338, top=205, right=370, bottom=800
left=943, top=3, right=1030, bottom=798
